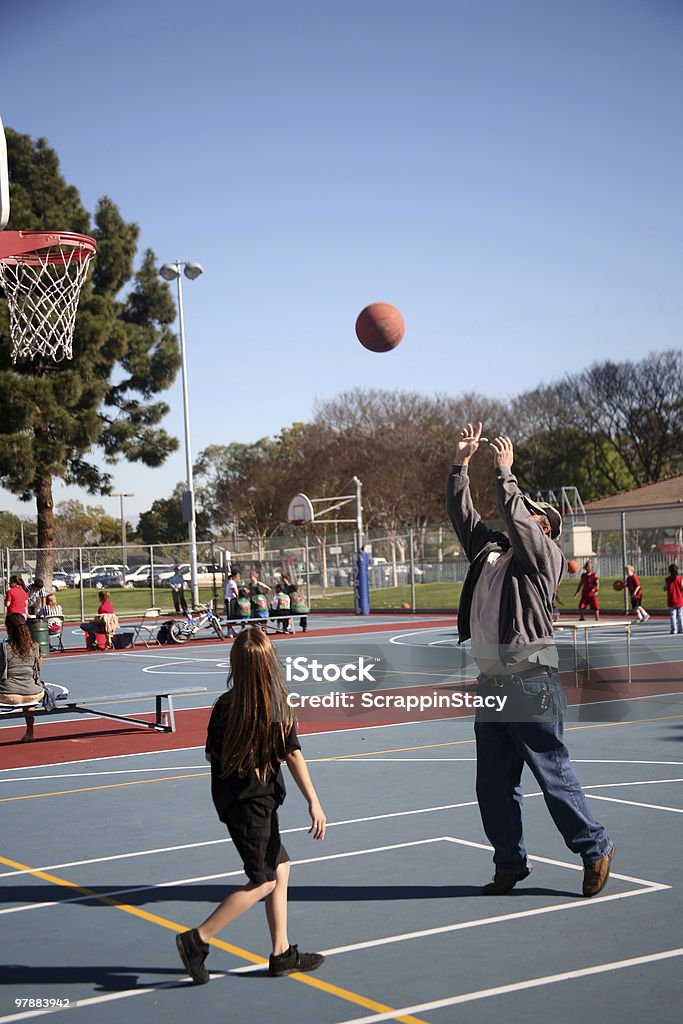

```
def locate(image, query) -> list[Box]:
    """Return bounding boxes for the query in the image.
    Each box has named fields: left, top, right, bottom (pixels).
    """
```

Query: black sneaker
left=268, top=944, right=325, bottom=977
left=176, top=928, right=210, bottom=984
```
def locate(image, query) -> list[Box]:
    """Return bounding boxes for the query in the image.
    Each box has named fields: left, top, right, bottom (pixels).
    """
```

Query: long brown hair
left=5, top=613, right=37, bottom=660
left=216, top=628, right=294, bottom=779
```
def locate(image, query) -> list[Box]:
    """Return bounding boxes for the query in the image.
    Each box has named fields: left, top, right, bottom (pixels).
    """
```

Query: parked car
left=66, top=567, right=97, bottom=587
left=157, top=563, right=222, bottom=588
left=124, top=565, right=155, bottom=588
left=92, top=570, right=125, bottom=589
left=49, top=573, right=68, bottom=591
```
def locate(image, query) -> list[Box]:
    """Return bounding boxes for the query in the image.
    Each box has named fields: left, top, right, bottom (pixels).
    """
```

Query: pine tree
left=0, top=128, right=181, bottom=581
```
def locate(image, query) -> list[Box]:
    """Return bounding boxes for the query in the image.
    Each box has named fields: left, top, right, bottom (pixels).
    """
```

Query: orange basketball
left=567, top=559, right=579, bottom=574
left=355, top=302, right=405, bottom=353
left=613, top=579, right=625, bottom=591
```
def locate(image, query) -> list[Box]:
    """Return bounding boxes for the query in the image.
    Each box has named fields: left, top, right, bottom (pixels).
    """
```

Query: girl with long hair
left=176, top=628, right=326, bottom=985
left=0, top=612, right=43, bottom=742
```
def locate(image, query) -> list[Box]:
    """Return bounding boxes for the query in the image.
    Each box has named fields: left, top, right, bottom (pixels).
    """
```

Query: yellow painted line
left=565, top=713, right=683, bottom=731
left=319, top=713, right=683, bottom=761
left=323, top=739, right=476, bottom=760
left=0, top=772, right=209, bottom=804
left=0, top=853, right=428, bottom=1024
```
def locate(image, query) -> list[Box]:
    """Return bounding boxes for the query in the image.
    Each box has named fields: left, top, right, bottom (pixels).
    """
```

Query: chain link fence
left=3, top=520, right=682, bottom=619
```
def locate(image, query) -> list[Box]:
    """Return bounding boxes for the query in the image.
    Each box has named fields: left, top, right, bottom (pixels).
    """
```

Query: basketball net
left=0, top=230, right=96, bottom=363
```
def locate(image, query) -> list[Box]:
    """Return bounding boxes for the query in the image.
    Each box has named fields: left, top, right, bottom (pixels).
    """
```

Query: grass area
left=51, top=576, right=668, bottom=620
left=313, top=576, right=668, bottom=614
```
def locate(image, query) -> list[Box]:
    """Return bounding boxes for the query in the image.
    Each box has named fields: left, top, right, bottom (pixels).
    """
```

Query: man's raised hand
left=490, top=435, right=514, bottom=468
left=456, top=422, right=489, bottom=465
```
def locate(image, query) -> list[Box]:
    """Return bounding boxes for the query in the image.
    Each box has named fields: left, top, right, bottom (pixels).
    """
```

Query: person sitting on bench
left=0, top=613, right=44, bottom=743
left=235, top=588, right=252, bottom=625
left=250, top=586, right=270, bottom=626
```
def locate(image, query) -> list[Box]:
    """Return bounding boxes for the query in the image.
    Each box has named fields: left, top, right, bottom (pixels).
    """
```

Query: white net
left=0, top=237, right=95, bottom=363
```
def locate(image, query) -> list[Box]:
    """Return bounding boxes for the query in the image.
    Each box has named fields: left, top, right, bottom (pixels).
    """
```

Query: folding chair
left=46, top=614, right=65, bottom=653
left=132, top=607, right=163, bottom=647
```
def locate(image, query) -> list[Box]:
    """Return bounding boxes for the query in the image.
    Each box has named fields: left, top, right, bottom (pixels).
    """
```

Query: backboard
left=287, top=493, right=314, bottom=525
left=0, top=114, right=9, bottom=230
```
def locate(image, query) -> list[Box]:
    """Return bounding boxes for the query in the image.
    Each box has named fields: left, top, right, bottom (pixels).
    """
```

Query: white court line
left=3, top=693, right=681, bottom=774
left=588, top=794, right=683, bottom=814
left=333, top=947, right=683, bottom=1024
left=441, top=835, right=658, bottom=887
left=0, top=838, right=449, bottom=917
left=0, top=800, right=480, bottom=877
left=2, top=756, right=681, bottom=785
left=0, top=976, right=206, bottom=1024
left=234, top=887, right=666, bottom=973
left=229, top=836, right=668, bottom=972
left=0, top=767, right=209, bottom=784
left=582, top=777, right=683, bottom=790
left=573, top=758, right=683, bottom=765
left=2, top=774, right=680, bottom=878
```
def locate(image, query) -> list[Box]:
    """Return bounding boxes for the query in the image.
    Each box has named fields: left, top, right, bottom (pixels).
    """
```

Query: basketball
left=567, top=559, right=579, bottom=574
left=355, top=302, right=405, bottom=353
left=613, top=579, right=625, bottom=591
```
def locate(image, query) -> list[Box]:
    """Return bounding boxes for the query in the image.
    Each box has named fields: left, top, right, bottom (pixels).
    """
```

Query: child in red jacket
left=664, top=564, right=683, bottom=635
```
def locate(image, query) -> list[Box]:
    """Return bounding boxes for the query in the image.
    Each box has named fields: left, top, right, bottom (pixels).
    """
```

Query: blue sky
left=1, top=0, right=682, bottom=523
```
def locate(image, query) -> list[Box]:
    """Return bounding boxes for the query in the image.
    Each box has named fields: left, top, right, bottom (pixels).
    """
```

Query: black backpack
left=157, top=620, right=175, bottom=644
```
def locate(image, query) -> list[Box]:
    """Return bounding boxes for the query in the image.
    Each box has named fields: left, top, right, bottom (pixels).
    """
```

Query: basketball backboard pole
left=0, top=114, right=9, bottom=231
left=288, top=481, right=367, bottom=614
left=159, top=260, right=204, bottom=608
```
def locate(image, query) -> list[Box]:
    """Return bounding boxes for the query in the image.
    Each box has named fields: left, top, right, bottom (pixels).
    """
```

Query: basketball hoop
left=287, top=493, right=314, bottom=526
left=0, top=229, right=96, bottom=363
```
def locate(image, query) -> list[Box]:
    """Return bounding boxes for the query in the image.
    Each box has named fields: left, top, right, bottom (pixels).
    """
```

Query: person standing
left=224, top=569, right=241, bottom=620
left=575, top=560, right=600, bottom=622
left=664, top=564, right=683, bottom=634
left=446, top=422, right=614, bottom=897
left=248, top=570, right=271, bottom=599
left=625, top=565, right=650, bottom=623
left=5, top=576, right=29, bottom=620
left=281, top=574, right=309, bottom=633
left=271, top=583, right=292, bottom=633
left=175, top=629, right=326, bottom=984
left=168, top=566, right=189, bottom=615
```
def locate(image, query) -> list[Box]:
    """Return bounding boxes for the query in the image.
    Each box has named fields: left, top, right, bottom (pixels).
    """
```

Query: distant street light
left=112, top=493, right=134, bottom=580
left=158, top=260, right=204, bottom=607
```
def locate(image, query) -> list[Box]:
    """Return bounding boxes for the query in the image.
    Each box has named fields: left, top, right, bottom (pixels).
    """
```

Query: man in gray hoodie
left=447, top=422, right=614, bottom=897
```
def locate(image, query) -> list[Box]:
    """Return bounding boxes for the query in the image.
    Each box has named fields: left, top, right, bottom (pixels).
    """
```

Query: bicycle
left=169, top=601, right=224, bottom=643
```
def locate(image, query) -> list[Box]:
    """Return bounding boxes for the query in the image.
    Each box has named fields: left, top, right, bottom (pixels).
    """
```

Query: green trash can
left=29, top=617, right=50, bottom=655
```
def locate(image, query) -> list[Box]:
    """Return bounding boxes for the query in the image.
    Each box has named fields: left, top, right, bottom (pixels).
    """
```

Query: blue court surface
left=1, top=618, right=682, bottom=1023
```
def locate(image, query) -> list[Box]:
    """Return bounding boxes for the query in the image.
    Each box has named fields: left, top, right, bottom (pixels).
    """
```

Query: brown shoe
left=482, top=865, right=532, bottom=895
left=582, top=845, right=615, bottom=897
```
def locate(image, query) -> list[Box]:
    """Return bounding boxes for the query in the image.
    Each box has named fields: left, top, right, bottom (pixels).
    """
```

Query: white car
left=124, top=565, right=155, bottom=588
left=157, top=563, right=222, bottom=588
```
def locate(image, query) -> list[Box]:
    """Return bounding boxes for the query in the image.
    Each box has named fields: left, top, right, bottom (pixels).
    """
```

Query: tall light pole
left=112, top=493, right=133, bottom=580
left=158, top=259, right=204, bottom=608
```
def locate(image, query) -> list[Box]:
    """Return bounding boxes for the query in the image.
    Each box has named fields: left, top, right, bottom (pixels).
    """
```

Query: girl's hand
left=308, top=800, right=326, bottom=840
left=456, top=422, right=488, bottom=465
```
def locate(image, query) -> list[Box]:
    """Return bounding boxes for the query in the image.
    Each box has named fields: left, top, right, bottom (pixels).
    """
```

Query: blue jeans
left=474, top=672, right=612, bottom=871
left=669, top=607, right=683, bottom=634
